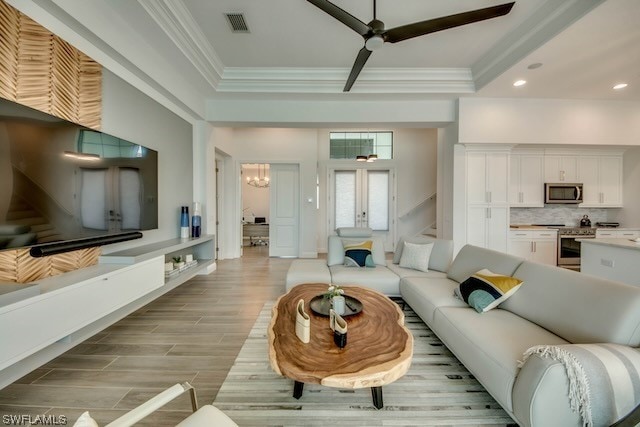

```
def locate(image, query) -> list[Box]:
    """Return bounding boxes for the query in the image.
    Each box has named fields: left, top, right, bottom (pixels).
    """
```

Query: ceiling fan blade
left=344, top=47, right=372, bottom=92
left=307, top=0, right=371, bottom=36
left=384, top=2, right=515, bottom=43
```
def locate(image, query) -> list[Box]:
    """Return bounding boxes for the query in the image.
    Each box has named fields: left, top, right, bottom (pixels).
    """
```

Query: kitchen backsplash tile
left=511, top=207, right=615, bottom=227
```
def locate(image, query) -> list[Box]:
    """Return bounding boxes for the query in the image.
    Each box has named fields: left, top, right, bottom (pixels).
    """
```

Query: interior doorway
left=241, top=163, right=270, bottom=256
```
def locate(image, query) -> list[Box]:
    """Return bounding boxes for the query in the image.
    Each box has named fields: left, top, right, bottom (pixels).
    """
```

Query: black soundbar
left=29, top=232, right=143, bottom=257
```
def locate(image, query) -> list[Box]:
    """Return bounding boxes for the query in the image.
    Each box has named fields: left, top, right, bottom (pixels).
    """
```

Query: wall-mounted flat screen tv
left=0, top=97, right=158, bottom=252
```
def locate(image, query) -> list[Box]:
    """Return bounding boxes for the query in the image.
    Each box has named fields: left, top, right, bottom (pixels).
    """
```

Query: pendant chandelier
left=247, top=164, right=270, bottom=188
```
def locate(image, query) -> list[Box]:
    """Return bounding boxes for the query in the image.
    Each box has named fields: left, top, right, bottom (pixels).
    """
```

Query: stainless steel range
left=554, top=227, right=596, bottom=270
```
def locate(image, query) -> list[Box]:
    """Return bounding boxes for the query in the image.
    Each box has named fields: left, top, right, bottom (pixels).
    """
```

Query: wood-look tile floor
left=0, top=245, right=290, bottom=426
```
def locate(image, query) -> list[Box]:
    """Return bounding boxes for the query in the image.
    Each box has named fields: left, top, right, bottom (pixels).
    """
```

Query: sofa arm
left=512, top=354, right=582, bottom=427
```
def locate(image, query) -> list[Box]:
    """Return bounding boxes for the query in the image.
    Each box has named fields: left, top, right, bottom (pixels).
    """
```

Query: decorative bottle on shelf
left=191, top=202, right=202, bottom=238
left=180, top=206, right=189, bottom=238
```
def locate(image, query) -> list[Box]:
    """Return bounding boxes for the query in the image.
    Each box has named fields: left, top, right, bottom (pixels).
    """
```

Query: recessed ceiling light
left=513, top=80, right=527, bottom=87
left=527, top=63, right=543, bottom=70
left=613, top=83, right=628, bottom=90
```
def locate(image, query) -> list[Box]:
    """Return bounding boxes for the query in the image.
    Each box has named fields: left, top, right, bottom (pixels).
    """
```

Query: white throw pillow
left=399, top=242, right=433, bottom=272
left=73, top=412, right=99, bottom=427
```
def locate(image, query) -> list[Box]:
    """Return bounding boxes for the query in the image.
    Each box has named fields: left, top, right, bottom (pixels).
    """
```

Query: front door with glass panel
left=329, top=168, right=394, bottom=250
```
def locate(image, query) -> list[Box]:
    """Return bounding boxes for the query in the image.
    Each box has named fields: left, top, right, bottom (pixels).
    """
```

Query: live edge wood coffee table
left=267, top=283, right=413, bottom=409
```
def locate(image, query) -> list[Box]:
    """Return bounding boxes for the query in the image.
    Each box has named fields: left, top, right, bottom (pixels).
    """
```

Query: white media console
left=0, top=235, right=216, bottom=388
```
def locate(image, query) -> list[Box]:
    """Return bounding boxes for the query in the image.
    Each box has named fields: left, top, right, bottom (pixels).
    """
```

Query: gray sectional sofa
left=285, top=229, right=640, bottom=426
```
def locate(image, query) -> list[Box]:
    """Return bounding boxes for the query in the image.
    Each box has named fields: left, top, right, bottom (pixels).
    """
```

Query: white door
left=519, top=155, right=544, bottom=206
left=269, top=164, right=299, bottom=257
left=532, top=240, right=557, bottom=266
left=117, top=168, right=141, bottom=230
left=509, top=239, right=533, bottom=260
left=80, top=167, right=142, bottom=231
left=486, top=206, right=508, bottom=252
left=578, top=156, right=599, bottom=205
left=486, top=153, right=509, bottom=204
left=599, top=156, right=622, bottom=206
left=466, top=153, right=488, bottom=204
left=330, top=168, right=394, bottom=250
left=80, top=168, right=108, bottom=230
left=466, top=206, right=487, bottom=248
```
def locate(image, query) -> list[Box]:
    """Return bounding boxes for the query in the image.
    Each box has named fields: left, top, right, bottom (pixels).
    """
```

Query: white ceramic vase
left=332, top=295, right=346, bottom=316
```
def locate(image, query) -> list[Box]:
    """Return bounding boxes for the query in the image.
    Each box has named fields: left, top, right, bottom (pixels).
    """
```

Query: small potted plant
left=325, top=284, right=346, bottom=315
left=172, top=256, right=185, bottom=270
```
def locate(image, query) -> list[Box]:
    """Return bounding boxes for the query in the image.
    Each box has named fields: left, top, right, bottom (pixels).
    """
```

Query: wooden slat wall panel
left=0, top=1, right=104, bottom=282
left=0, top=250, right=19, bottom=282
left=15, top=13, right=52, bottom=114
left=51, top=36, right=79, bottom=123
left=78, top=53, right=102, bottom=130
left=0, top=247, right=101, bottom=284
left=0, top=1, right=18, bottom=100
left=16, top=248, right=50, bottom=283
left=0, top=0, right=101, bottom=130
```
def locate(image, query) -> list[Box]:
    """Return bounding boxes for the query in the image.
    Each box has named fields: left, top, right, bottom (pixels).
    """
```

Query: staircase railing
left=398, top=192, right=436, bottom=220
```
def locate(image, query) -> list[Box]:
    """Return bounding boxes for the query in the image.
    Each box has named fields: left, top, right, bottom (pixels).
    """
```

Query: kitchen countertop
left=578, top=238, right=640, bottom=251
left=510, top=225, right=560, bottom=230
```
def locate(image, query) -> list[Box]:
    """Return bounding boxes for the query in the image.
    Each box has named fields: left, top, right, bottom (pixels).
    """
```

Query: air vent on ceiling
left=224, top=13, right=249, bottom=33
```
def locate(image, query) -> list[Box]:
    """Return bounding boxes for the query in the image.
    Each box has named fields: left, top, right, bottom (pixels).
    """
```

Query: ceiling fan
left=307, top=0, right=516, bottom=92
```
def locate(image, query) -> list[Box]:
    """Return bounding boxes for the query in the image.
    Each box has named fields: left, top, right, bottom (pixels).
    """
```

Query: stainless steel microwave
left=545, top=183, right=583, bottom=204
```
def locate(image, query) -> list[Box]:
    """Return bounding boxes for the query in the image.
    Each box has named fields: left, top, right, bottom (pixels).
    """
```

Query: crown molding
left=217, top=67, right=475, bottom=94
left=137, top=0, right=224, bottom=87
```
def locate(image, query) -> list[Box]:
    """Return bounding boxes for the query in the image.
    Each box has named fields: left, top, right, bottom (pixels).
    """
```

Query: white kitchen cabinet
left=508, top=230, right=557, bottom=266
left=544, top=155, right=578, bottom=183
left=467, top=151, right=509, bottom=205
left=596, top=229, right=640, bottom=239
left=533, top=239, right=558, bottom=266
left=0, top=257, right=163, bottom=371
left=617, top=230, right=640, bottom=239
left=595, top=229, right=617, bottom=238
left=0, top=235, right=216, bottom=388
left=578, top=155, right=623, bottom=207
left=465, top=148, right=509, bottom=252
left=468, top=206, right=508, bottom=252
left=510, top=151, right=544, bottom=207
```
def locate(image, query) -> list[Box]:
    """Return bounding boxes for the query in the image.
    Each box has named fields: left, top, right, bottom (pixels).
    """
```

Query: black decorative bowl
left=309, top=294, right=363, bottom=317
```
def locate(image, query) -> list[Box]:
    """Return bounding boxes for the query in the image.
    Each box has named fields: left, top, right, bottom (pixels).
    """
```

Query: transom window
left=79, top=130, right=147, bottom=158
left=329, top=131, right=393, bottom=160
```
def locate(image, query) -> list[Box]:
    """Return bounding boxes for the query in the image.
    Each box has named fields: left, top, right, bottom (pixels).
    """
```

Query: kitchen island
left=580, top=238, right=640, bottom=287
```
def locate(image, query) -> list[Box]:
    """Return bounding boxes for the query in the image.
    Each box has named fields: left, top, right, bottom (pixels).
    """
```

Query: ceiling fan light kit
left=365, top=34, right=384, bottom=51
left=307, top=0, right=516, bottom=92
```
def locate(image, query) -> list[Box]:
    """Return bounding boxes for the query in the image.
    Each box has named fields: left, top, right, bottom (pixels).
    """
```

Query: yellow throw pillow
left=457, top=269, right=523, bottom=313
left=343, top=240, right=375, bottom=268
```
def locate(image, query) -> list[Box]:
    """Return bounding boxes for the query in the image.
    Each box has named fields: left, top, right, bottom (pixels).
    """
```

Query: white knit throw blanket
left=520, top=344, right=640, bottom=427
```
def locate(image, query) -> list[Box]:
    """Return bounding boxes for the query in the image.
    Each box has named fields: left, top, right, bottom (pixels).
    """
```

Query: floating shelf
left=100, top=235, right=215, bottom=265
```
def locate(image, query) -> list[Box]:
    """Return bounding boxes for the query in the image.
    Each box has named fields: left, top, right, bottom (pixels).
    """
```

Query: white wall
left=459, top=97, right=640, bottom=145
left=437, top=122, right=458, bottom=240
left=225, top=128, right=319, bottom=258
left=614, top=146, right=640, bottom=228
left=100, top=70, right=193, bottom=253
left=316, top=128, right=438, bottom=252
left=207, top=99, right=456, bottom=128
left=392, top=128, right=438, bottom=240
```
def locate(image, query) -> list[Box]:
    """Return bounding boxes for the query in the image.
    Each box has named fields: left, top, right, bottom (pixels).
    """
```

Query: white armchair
left=74, top=382, right=236, bottom=427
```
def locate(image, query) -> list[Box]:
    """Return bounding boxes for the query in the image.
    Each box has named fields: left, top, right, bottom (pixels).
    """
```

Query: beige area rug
left=213, top=301, right=515, bottom=426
